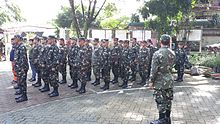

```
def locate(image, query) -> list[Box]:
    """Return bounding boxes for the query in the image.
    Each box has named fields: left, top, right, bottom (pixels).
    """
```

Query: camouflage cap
left=48, top=35, right=56, bottom=39
left=78, top=37, right=85, bottom=41
left=94, top=38, right=99, bottom=42
left=160, top=34, right=170, bottom=42
left=14, top=35, right=23, bottom=41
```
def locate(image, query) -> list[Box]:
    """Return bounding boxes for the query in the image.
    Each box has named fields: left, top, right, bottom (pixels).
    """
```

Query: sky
left=11, top=0, right=145, bottom=25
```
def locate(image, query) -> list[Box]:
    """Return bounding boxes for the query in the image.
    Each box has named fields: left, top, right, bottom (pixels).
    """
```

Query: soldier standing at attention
left=174, top=42, right=188, bottom=82
left=67, top=38, right=79, bottom=89
left=147, top=39, right=158, bottom=77
left=58, top=38, right=68, bottom=84
left=137, top=40, right=150, bottom=86
left=45, top=36, right=60, bottom=97
left=119, top=40, right=130, bottom=89
left=13, top=35, right=29, bottom=103
left=92, top=38, right=102, bottom=86
left=129, top=38, right=139, bottom=82
left=100, top=39, right=111, bottom=91
left=76, top=38, right=88, bottom=94
left=84, top=39, right=93, bottom=81
left=148, top=34, right=175, bottom=124
left=28, top=39, right=36, bottom=82
left=110, top=38, right=121, bottom=84
left=32, top=37, right=43, bottom=87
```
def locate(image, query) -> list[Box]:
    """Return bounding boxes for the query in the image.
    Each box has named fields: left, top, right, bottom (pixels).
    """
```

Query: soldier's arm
left=148, top=53, right=160, bottom=84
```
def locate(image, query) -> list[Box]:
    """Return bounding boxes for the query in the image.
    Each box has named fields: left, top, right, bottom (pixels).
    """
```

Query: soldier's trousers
left=101, top=68, right=110, bottom=83
left=16, top=70, right=28, bottom=93
left=41, top=68, right=49, bottom=85
left=130, top=63, right=137, bottom=78
left=49, top=69, right=59, bottom=88
left=112, top=62, right=120, bottom=80
left=153, top=89, right=173, bottom=114
left=59, top=63, right=67, bottom=77
left=139, top=64, right=149, bottom=81
left=121, top=65, right=130, bottom=83
left=93, top=65, right=101, bottom=79
left=34, top=64, right=42, bottom=82
left=86, top=63, right=92, bottom=79
left=70, top=66, right=79, bottom=82
left=69, top=65, right=73, bottom=80
left=176, top=65, right=184, bottom=80
left=79, top=69, right=87, bottom=87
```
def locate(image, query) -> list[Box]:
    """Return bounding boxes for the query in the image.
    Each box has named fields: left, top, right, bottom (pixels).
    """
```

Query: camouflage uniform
left=129, top=43, right=139, bottom=81
left=148, top=44, right=158, bottom=77
left=85, top=44, right=93, bottom=81
left=68, top=44, right=79, bottom=88
left=46, top=44, right=59, bottom=88
left=119, top=43, right=130, bottom=88
left=175, top=47, right=188, bottom=81
left=149, top=35, right=175, bottom=124
left=32, top=44, right=43, bottom=87
left=58, top=45, right=68, bottom=84
left=100, top=44, right=111, bottom=90
left=14, top=42, right=29, bottom=102
left=92, top=45, right=102, bottom=85
left=76, top=45, right=90, bottom=94
left=110, top=43, right=121, bottom=84
left=137, top=45, right=150, bottom=85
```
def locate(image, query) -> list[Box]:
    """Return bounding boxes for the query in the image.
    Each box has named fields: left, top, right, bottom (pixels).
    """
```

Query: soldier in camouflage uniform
left=84, top=39, right=93, bottom=81
left=58, top=38, right=68, bottom=84
left=148, top=34, right=175, bottom=124
left=76, top=38, right=90, bottom=94
left=129, top=38, right=140, bottom=82
left=92, top=38, right=102, bottom=86
left=41, top=36, right=60, bottom=97
left=31, top=37, right=43, bottom=87
left=13, top=35, right=29, bottom=103
left=67, top=38, right=79, bottom=89
left=137, top=40, right=150, bottom=86
left=174, top=42, right=188, bottom=82
left=100, top=39, right=111, bottom=90
left=147, top=39, right=158, bottom=77
left=110, top=38, right=121, bottom=84
left=119, top=40, right=130, bottom=89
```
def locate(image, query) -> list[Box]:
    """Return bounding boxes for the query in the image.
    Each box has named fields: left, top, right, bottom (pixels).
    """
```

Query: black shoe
left=129, top=77, right=136, bottom=82
left=79, top=88, right=86, bottom=94
left=150, top=118, right=168, bottom=124
left=91, top=79, right=99, bottom=85
left=13, top=85, right=19, bottom=89
left=15, top=94, right=28, bottom=103
left=176, top=79, right=183, bottom=82
left=93, top=80, right=100, bottom=86
left=101, top=85, right=109, bottom=91
left=59, top=80, right=67, bottom=84
left=48, top=87, right=59, bottom=97
left=14, top=89, right=22, bottom=95
left=39, top=84, right=50, bottom=92
left=111, top=79, right=118, bottom=84
left=68, top=83, right=74, bottom=87
left=70, top=84, right=78, bottom=89
left=76, top=87, right=82, bottom=92
left=32, top=82, right=41, bottom=87
left=121, top=84, right=128, bottom=89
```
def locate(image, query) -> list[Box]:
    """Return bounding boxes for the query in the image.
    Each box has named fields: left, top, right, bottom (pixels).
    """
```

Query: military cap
left=14, top=35, right=23, bottom=40
left=113, top=38, right=119, bottom=41
left=141, top=40, right=148, bottom=43
left=123, top=40, right=129, bottom=43
left=78, top=37, right=85, bottom=41
left=119, top=40, right=123, bottom=43
left=42, top=36, right=48, bottom=40
left=94, top=38, right=99, bottom=42
left=160, top=34, right=170, bottom=42
left=34, top=37, right=40, bottom=42
left=85, top=39, right=91, bottom=42
left=29, top=39, right=34, bottom=42
left=178, top=41, right=185, bottom=45
left=103, top=39, right=109, bottom=42
left=70, top=37, right=77, bottom=41
left=48, top=35, right=56, bottom=39
left=59, top=38, right=65, bottom=41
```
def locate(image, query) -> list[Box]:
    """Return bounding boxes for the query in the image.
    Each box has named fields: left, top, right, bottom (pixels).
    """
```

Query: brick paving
left=0, top=61, right=220, bottom=124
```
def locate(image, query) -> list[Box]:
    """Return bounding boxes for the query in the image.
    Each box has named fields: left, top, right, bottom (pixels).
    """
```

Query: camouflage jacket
left=175, top=48, right=188, bottom=65
left=38, top=45, right=48, bottom=68
left=121, top=47, right=130, bottom=67
left=85, top=44, right=93, bottom=63
left=58, top=45, right=68, bottom=64
left=138, top=47, right=150, bottom=66
left=110, top=44, right=121, bottom=63
left=45, top=44, right=59, bottom=70
left=92, top=46, right=103, bottom=66
left=149, top=46, right=175, bottom=90
left=31, top=44, right=42, bottom=64
left=148, top=45, right=158, bottom=60
left=129, top=44, right=140, bottom=62
left=100, top=47, right=111, bottom=69
left=68, top=45, right=79, bottom=67
left=76, top=46, right=90, bottom=71
left=14, top=43, right=29, bottom=73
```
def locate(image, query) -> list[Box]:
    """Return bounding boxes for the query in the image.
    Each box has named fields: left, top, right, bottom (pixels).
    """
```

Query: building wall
left=202, top=36, right=220, bottom=46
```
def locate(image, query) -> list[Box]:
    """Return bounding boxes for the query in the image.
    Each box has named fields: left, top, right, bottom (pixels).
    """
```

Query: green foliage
left=189, top=53, right=220, bottom=67
left=0, top=0, right=24, bottom=25
left=131, top=13, right=140, bottom=23
left=100, top=16, right=130, bottom=29
left=102, top=2, right=117, bottom=18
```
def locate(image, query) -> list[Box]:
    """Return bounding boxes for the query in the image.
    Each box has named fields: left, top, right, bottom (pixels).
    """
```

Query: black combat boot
left=110, top=78, right=118, bottom=84
left=76, top=84, right=82, bottom=92
left=32, top=79, right=41, bottom=87
left=48, top=87, right=59, bottom=97
left=166, top=110, right=171, bottom=124
left=71, top=79, right=78, bottom=89
left=121, top=81, right=128, bottom=89
left=60, top=75, right=67, bottom=84
left=150, top=113, right=168, bottom=124
left=101, top=81, right=109, bottom=91
left=93, top=78, right=100, bottom=86
left=13, top=85, right=20, bottom=89
left=79, top=83, right=86, bottom=94
left=39, top=83, right=50, bottom=92
left=15, top=93, right=28, bottom=103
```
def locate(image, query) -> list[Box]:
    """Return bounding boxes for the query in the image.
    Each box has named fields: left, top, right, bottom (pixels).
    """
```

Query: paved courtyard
left=0, top=61, right=220, bottom=124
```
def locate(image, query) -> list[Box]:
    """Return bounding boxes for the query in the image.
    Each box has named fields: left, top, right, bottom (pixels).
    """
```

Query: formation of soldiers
left=13, top=35, right=158, bottom=103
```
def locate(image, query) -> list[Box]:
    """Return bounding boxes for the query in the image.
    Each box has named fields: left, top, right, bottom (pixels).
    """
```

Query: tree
left=69, top=0, right=107, bottom=38
left=0, top=0, right=24, bottom=26
left=131, top=13, right=140, bottom=23
left=100, top=16, right=130, bottom=29
left=139, top=0, right=196, bottom=35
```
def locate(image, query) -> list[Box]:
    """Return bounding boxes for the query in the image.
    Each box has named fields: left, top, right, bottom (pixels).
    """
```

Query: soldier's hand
left=148, top=82, right=154, bottom=90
